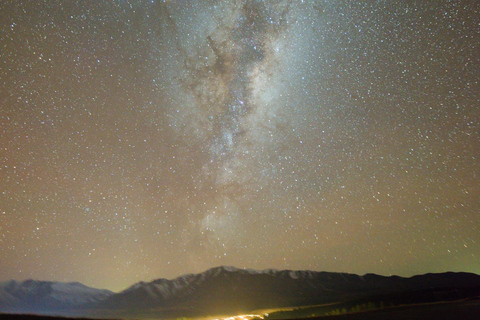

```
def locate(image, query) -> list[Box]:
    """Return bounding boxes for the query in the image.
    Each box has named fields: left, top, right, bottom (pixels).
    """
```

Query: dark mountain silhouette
left=1, top=266, right=479, bottom=319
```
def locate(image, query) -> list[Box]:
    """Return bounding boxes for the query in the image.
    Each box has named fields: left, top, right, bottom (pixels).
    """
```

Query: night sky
left=1, top=0, right=479, bottom=292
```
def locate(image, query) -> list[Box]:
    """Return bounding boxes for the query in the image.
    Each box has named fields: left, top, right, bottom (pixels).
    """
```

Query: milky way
left=165, top=1, right=300, bottom=254
left=1, top=0, right=479, bottom=292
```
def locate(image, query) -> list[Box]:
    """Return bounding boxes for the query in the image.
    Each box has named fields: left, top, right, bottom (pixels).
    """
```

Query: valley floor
left=304, top=299, right=480, bottom=320
left=1, top=299, right=480, bottom=320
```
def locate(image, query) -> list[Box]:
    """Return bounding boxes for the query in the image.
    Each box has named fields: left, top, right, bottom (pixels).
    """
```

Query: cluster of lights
left=212, top=314, right=264, bottom=320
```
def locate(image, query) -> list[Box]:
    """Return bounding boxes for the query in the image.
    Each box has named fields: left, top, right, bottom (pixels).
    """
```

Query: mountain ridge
left=1, top=266, right=479, bottom=319
left=0, top=279, right=113, bottom=315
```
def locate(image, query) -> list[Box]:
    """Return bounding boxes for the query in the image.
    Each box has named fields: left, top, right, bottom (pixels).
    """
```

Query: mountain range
left=1, top=266, right=480, bottom=319
left=0, top=279, right=112, bottom=315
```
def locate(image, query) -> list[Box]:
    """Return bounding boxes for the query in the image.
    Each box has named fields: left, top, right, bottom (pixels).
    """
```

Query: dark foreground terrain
left=1, top=299, right=480, bottom=320
left=307, top=299, right=480, bottom=320
left=0, top=316, right=93, bottom=320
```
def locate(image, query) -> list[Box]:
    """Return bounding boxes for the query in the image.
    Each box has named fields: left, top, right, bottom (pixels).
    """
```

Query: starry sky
left=1, top=0, right=479, bottom=292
